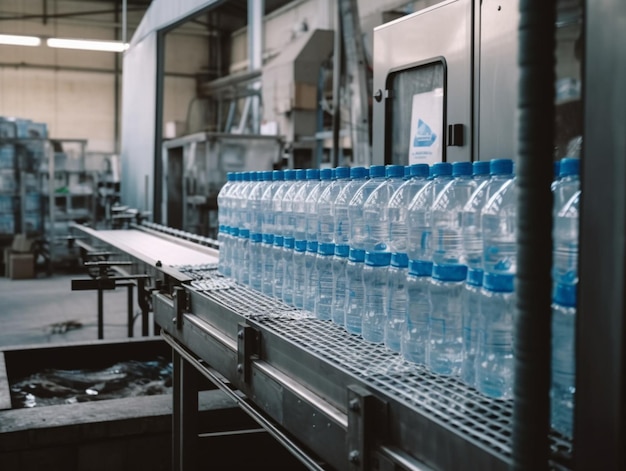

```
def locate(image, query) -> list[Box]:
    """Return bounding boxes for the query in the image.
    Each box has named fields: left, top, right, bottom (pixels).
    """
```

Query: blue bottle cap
left=273, top=235, right=284, bottom=246
left=226, top=172, right=234, bottom=181
left=369, top=165, right=385, bottom=178
left=331, top=168, right=337, bottom=180
left=467, top=268, right=484, bottom=286
left=242, top=172, right=251, bottom=181
left=386, top=164, right=405, bottom=178
left=235, top=172, right=243, bottom=181
left=294, top=240, right=307, bottom=252
left=408, top=260, right=433, bottom=276
left=472, top=161, right=490, bottom=176
left=239, top=228, right=250, bottom=238
left=306, top=168, right=320, bottom=180
left=553, top=282, right=577, bottom=307
left=350, top=166, right=368, bottom=179
left=320, top=168, right=333, bottom=180
left=432, top=263, right=467, bottom=282
left=483, top=272, right=514, bottom=292
left=284, top=169, right=296, bottom=180
left=272, top=170, right=284, bottom=181
left=432, top=162, right=452, bottom=177
left=263, top=170, right=273, bottom=181
left=335, top=244, right=350, bottom=257
left=365, top=251, right=392, bottom=267
left=559, top=157, right=580, bottom=178
left=307, top=241, right=318, bottom=253
left=335, top=166, right=350, bottom=179
left=391, top=252, right=409, bottom=268
left=295, top=169, right=307, bottom=180
left=404, top=166, right=411, bottom=178
left=452, top=161, right=472, bottom=177
left=410, top=164, right=429, bottom=178
left=348, top=248, right=365, bottom=262
left=489, top=158, right=514, bottom=176
left=250, top=171, right=258, bottom=181
left=318, top=242, right=335, bottom=255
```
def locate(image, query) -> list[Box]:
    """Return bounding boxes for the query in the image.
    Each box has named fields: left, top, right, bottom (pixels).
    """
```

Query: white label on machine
left=408, top=88, right=444, bottom=165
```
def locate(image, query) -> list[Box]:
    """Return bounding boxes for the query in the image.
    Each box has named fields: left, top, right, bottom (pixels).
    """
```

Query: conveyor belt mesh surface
left=179, top=266, right=573, bottom=468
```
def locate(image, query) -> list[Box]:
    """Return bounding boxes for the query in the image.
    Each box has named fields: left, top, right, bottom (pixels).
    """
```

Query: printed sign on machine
left=408, top=88, right=444, bottom=165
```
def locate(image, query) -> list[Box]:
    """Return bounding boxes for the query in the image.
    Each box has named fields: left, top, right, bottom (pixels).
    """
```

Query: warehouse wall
left=0, top=0, right=205, bottom=158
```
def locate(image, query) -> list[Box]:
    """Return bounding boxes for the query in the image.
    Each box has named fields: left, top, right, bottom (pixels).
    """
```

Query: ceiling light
left=0, top=34, right=41, bottom=47
left=46, top=38, right=128, bottom=53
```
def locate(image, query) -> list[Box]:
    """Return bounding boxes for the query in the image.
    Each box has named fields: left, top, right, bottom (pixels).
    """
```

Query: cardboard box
left=8, top=252, right=35, bottom=279
left=11, top=234, right=35, bottom=253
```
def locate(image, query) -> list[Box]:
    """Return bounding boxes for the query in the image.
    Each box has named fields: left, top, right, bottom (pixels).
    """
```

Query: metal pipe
left=248, top=0, right=263, bottom=134
left=512, top=0, right=556, bottom=469
left=331, top=3, right=342, bottom=168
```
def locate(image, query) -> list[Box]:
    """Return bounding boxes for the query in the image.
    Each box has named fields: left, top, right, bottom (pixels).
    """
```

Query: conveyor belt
left=89, top=229, right=218, bottom=267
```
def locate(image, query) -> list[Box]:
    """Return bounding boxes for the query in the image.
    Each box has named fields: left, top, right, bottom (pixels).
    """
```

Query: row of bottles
left=216, top=156, right=579, bottom=438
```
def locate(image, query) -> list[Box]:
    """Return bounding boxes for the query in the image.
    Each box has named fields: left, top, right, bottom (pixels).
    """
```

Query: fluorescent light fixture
left=46, top=38, right=128, bottom=53
left=0, top=34, right=41, bottom=47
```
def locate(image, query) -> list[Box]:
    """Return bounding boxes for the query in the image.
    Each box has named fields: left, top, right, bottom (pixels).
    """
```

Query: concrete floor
left=0, top=269, right=149, bottom=348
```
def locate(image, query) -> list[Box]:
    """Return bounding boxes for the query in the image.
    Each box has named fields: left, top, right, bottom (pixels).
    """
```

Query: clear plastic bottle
left=292, top=239, right=308, bottom=309
left=304, top=168, right=332, bottom=312
left=404, top=162, right=454, bottom=365
left=217, top=172, right=235, bottom=276
left=385, top=252, right=409, bottom=352
left=272, top=169, right=296, bottom=300
left=362, top=251, right=392, bottom=343
left=550, top=157, right=580, bottom=438
left=344, top=248, right=365, bottom=335
left=315, top=167, right=350, bottom=321
left=362, top=165, right=405, bottom=252
left=428, top=161, right=476, bottom=376
left=460, top=159, right=514, bottom=385
left=261, top=170, right=283, bottom=296
left=248, top=171, right=270, bottom=291
left=294, top=169, right=320, bottom=309
left=333, top=167, right=369, bottom=251
left=281, top=169, right=307, bottom=305
left=349, top=165, right=386, bottom=251
left=387, top=163, right=430, bottom=255
left=476, top=174, right=517, bottom=399
left=236, top=172, right=254, bottom=285
left=314, top=242, right=335, bottom=320
left=331, top=244, right=349, bottom=325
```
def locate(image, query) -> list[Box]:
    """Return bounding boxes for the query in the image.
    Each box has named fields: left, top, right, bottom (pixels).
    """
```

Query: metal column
left=172, top=349, right=199, bottom=471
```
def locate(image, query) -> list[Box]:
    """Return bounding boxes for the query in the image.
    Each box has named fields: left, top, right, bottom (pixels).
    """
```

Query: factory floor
left=0, top=267, right=147, bottom=348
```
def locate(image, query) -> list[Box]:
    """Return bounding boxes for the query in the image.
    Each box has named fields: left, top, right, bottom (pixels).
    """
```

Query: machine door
left=372, top=0, right=473, bottom=165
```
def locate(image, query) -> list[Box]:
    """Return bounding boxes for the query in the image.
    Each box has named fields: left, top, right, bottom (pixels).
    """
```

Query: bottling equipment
left=72, top=0, right=626, bottom=469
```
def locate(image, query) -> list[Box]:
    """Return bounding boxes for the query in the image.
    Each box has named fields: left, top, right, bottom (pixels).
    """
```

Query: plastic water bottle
left=345, top=248, right=366, bottom=334
left=384, top=164, right=430, bottom=352
left=314, top=242, right=335, bottom=320
left=385, top=252, right=409, bottom=352
left=272, top=169, right=296, bottom=300
left=217, top=172, right=235, bottom=276
left=362, top=251, right=392, bottom=343
left=362, top=165, right=405, bottom=252
left=248, top=171, right=270, bottom=291
left=428, top=161, right=476, bottom=376
left=333, top=167, right=369, bottom=251
left=460, top=159, right=514, bottom=385
left=293, top=168, right=320, bottom=311
left=261, top=170, right=283, bottom=296
left=331, top=244, right=349, bottom=325
left=304, top=168, right=332, bottom=312
left=403, top=163, right=454, bottom=365
left=387, top=164, right=430, bottom=255
left=348, top=165, right=386, bottom=251
left=550, top=157, right=580, bottom=438
left=236, top=172, right=254, bottom=285
left=476, top=172, right=517, bottom=399
left=281, top=169, right=307, bottom=305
